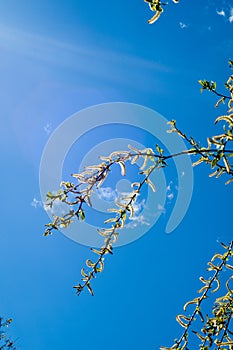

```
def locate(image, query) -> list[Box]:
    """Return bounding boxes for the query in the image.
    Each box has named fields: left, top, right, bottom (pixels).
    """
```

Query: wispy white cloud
left=229, top=8, right=233, bottom=23
left=98, top=186, right=149, bottom=228
left=126, top=198, right=149, bottom=228
left=127, top=214, right=150, bottom=228
left=157, top=203, right=166, bottom=214
left=43, top=197, right=68, bottom=217
left=216, top=9, right=226, bottom=17
left=179, top=22, right=187, bottom=29
left=167, top=193, right=174, bottom=200
left=166, top=181, right=175, bottom=202
left=97, top=187, right=117, bottom=202
left=31, top=197, right=42, bottom=208
left=216, top=7, right=233, bottom=23
left=43, top=122, right=52, bottom=135
left=117, top=191, right=146, bottom=213
left=132, top=199, right=146, bottom=215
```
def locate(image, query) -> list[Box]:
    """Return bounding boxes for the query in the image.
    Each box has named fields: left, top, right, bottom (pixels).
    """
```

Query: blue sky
left=1, top=1, right=233, bottom=349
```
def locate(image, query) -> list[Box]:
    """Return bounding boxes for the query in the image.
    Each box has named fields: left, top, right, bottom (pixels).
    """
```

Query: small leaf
left=156, top=144, right=163, bottom=155
left=146, top=178, right=156, bottom=192
left=95, top=259, right=104, bottom=273
left=87, top=282, right=94, bottom=296
left=211, top=253, right=223, bottom=262
left=197, top=285, right=208, bottom=294
left=148, top=10, right=162, bottom=24
left=104, top=217, right=117, bottom=224
left=122, top=212, right=127, bottom=221
left=127, top=204, right=135, bottom=219
left=97, top=229, right=110, bottom=237
left=131, top=182, right=140, bottom=188
left=193, top=158, right=204, bottom=167
left=176, top=315, right=189, bottom=328
left=131, top=155, right=139, bottom=164
left=81, top=268, right=88, bottom=277
left=183, top=298, right=200, bottom=311
left=114, top=199, right=126, bottom=208
left=140, top=156, right=149, bottom=170
left=86, top=259, right=95, bottom=268
left=91, top=248, right=103, bottom=255
left=225, top=263, right=233, bottom=270
left=211, top=277, right=220, bottom=293
left=215, top=115, right=233, bottom=127
left=118, top=161, right=126, bottom=176
left=211, top=157, right=218, bottom=169
left=192, top=331, right=206, bottom=341
left=223, top=156, right=231, bottom=173
left=220, top=242, right=229, bottom=249
left=226, top=276, right=233, bottom=293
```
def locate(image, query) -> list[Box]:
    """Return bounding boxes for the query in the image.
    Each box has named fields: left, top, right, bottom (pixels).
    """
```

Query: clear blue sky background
left=0, top=1, right=233, bottom=349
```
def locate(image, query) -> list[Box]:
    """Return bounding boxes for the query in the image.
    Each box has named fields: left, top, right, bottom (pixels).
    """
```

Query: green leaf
left=156, top=144, right=163, bottom=155
left=122, top=212, right=127, bottom=221
left=229, top=59, right=233, bottom=69
left=211, top=157, right=218, bottom=168
left=76, top=209, right=85, bottom=221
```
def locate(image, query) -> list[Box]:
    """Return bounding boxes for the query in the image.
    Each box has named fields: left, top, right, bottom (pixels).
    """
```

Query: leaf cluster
left=144, top=0, right=179, bottom=24
left=44, top=145, right=166, bottom=295
left=161, top=241, right=233, bottom=349
left=168, top=63, right=233, bottom=184
left=199, top=59, right=233, bottom=107
left=43, top=63, right=233, bottom=296
left=42, top=4, right=233, bottom=349
left=0, top=317, right=16, bottom=349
